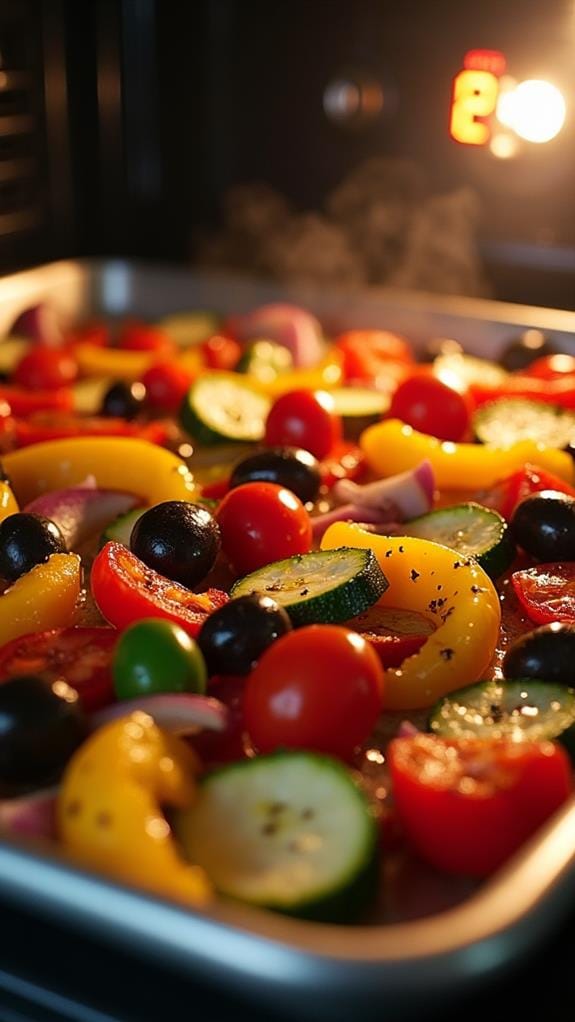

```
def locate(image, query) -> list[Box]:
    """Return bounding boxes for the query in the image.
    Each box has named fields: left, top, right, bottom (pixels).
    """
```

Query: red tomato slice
left=91, top=541, right=228, bottom=636
left=345, top=606, right=435, bottom=668
left=512, top=563, right=575, bottom=624
left=0, top=627, right=118, bottom=711
left=0, top=386, right=73, bottom=417
left=389, top=734, right=572, bottom=876
left=12, top=414, right=170, bottom=448
left=478, top=464, right=575, bottom=521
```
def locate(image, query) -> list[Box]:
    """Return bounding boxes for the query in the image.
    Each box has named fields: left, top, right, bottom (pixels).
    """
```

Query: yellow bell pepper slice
left=0, top=552, right=81, bottom=647
left=4, top=437, right=197, bottom=506
left=58, top=711, right=210, bottom=906
left=361, top=419, right=575, bottom=489
left=321, top=522, right=501, bottom=710
left=74, top=343, right=156, bottom=381
left=0, top=480, right=18, bottom=524
left=259, top=352, right=343, bottom=397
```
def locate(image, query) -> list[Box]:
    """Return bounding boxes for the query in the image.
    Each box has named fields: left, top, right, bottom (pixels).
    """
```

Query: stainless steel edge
left=1, top=259, right=575, bottom=1011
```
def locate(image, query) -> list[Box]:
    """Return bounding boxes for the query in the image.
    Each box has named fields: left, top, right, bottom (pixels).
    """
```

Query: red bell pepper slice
left=9, top=414, right=170, bottom=448
left=477, top=463, right=575, bottom=521
left=91, top=541, right=228, bottom=636
left=0, top=386, right=73, bottom=416
left=470, top=374, right=575, bottom=410
left=389, top=733, right=572, bottom=876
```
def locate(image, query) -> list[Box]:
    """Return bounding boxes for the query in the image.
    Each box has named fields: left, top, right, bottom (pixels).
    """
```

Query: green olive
left=113, top=618, right=207, bottom=700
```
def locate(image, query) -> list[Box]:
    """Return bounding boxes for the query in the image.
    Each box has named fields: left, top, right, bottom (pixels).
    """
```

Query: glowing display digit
left=449, top=69, right=499, bottom=145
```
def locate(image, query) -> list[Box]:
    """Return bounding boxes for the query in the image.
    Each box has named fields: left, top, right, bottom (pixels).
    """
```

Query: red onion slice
left=0, top=787, right=58, bottom=840
left=92, top=694, right=228, bottom=735
left=25, top=487, right=140, bottom=550
left=334, top=460, right=435, bottom=520
left=234, top=304, right=325, bottom=368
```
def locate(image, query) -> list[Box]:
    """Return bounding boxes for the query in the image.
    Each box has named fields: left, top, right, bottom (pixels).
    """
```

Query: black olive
left=0, top=513, right=67, bottom=582
left=100, top=380, right=147, bottom=420
left=503, top=623, right=575, bottom=686
left=130, top=500, right=220, bottom=588
left=0, top=675, right=88, bottom=796
left=510, top=490, right=575, bottom=561
left=198, top=594, right=292, bottom=676
left=499, top=330, right=557, bottom=372
left=229, top=447, right=321, bottom=503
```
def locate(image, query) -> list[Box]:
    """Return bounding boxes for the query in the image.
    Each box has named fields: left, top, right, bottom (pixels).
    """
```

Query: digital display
left=449, top=49, right=566, bottom=150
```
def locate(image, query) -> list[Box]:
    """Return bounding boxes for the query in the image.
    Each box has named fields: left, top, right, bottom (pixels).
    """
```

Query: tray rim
left=0, top=258, right=575, bottom=1004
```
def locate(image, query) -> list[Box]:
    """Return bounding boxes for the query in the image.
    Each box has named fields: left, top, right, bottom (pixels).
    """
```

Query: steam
left=197, top=158, right=488, bottom=298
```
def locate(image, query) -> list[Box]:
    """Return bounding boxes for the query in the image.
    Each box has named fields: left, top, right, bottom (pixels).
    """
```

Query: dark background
left=0, top=0, right=574, bottom=304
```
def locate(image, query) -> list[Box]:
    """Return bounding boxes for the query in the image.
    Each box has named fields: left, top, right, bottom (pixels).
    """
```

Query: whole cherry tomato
left=265, top=389, right=342, bottom=460
left=13, top=347, right=78, bottom=391
left=119, top=321, right=174, bottom=356
left=216, top=482, right=312, bottom=575
left=244, top=625, right=385, bottom=760
left=389, top=733, right=572, bottom=876
left=334, top=329, right=413, bottom=382
left=389, top=372, right=472, bottom=442
left=202, top=334, right=241, bottom=370
left=142, top=362, right=194, bottom=413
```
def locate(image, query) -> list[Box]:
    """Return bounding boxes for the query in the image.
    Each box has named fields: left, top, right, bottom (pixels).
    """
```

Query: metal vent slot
left=0, top=4, right=47, bottom=246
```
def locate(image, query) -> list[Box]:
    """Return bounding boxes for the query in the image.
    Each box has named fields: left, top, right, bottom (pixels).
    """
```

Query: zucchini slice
left=474, top=398, right=575, bottom=449
left=429, top=677, right=575, bottom=756
left=402, top=502, right=514, bottom=579
left=100, top=507, right=145, bottom=548
left=175, top=751, right=377, bottom=920
left=236, top=340, right=293, bottom=381
left=329, top=387, right=389, bottom=441
left=433, top=352, right=508, bottom=390
left=231, top=547, right=388, bottom=626
left=180, top=374, right=271, bottom=445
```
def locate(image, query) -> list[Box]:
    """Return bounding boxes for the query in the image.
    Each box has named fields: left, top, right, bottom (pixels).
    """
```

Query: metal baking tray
left=1, top=259, right=575, bottom=1018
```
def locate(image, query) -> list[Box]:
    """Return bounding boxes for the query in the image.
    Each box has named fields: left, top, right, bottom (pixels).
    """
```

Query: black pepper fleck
left=410, top=569, right=420, bottom=581
left=440, top=648, right=455, bottom=661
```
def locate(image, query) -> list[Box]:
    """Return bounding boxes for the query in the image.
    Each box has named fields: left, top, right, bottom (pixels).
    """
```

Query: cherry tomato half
left=264, top=389, right=342, bottom=460
left=244, top=625, right=385, bottom=760
left=0, top=627, right=118, bottom=711
left=13, top=347, right=78, bottom=391
left=142, top=361, right=195, bottom=413
left=91, top=541, right=228, bottom=636
left=512, top=563, right=575, bottom=625
left=521, top=354, right=575, bottom=380
left=389, top=734, right=572, bottom=876
left=389, top=372, right=472, bottom=442
left=216, top=482, right=312, bottom=576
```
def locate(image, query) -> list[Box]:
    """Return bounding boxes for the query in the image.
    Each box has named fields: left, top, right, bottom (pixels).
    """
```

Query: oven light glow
left=489, top=132, right=519, bottom=159
left=497, top=79, right=566, bottom=143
